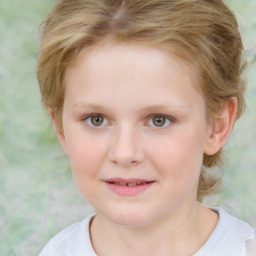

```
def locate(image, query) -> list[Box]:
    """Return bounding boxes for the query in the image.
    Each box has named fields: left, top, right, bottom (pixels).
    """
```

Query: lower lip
left=105, top=182, right=155, bottom=196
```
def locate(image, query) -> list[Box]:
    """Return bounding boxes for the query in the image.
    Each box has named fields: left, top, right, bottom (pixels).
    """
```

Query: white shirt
left=39, top=208, right=255, bottom=256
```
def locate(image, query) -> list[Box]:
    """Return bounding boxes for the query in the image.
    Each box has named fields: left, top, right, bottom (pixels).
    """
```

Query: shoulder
left=195, top=208, right=254, bottom=256
left=246, top=230, right=256, bottom=256
left=215, top=208, right=254, bottom=238
left=38, top=214, right=96, bottom=256
left=215, top=208, right=255, bottom=252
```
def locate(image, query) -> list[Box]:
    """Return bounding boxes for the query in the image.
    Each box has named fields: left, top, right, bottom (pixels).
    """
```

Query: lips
left=104, top=178, right=155, bottom=196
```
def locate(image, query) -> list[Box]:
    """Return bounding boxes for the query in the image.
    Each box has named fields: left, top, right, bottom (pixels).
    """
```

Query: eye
left=147, top=115, right=172, bottom=128
left=83, top=114, right=109, bottom=127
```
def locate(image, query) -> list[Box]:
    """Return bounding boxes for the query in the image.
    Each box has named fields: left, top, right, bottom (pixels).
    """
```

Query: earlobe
left=48, top=108, right=68, bottom=153
left=204, top=97, right=237, bottom=155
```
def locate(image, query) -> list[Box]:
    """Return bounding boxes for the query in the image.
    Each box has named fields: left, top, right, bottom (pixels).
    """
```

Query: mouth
left=103, top=178, right=156, bottom=196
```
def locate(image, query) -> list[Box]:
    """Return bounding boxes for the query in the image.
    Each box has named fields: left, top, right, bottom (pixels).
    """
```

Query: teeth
left=109, top=181, right=150, bottom=186
left=128, top=183, right=137, bottom=187
left=118, top=182, right=128, bottom=186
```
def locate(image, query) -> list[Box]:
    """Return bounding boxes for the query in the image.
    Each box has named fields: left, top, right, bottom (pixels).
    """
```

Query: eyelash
left=82, top=113, right=110, bottom=128
left=81, top=113, right=175, bottom=128
left=146, top=114, right=174, bottom=128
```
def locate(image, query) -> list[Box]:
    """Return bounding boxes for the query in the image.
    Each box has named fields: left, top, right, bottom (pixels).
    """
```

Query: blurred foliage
left=0, top=0, right=255, bottom=255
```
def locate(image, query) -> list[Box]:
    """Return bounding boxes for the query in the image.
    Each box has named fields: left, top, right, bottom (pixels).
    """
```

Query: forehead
left=64, top=42, right=204, bottom=113
left=69, top=41, right=198, bottom=80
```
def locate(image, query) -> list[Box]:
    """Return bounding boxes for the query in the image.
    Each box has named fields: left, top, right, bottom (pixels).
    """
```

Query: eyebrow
left=136, top=104, right=190, bottom=113
left=71, top=103, right=106, bottom=110
left=71, top=102, right=190, bottom=113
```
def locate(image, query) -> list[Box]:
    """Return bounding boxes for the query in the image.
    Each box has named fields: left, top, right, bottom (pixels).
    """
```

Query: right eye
left=83, top=114, right=109, bottom=127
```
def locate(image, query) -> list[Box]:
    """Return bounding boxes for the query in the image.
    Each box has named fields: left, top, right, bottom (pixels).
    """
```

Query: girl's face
left=58, top=42, right=213, bottom=226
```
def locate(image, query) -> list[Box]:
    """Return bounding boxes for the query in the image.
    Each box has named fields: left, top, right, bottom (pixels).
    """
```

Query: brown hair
left=37, top=0, right=246, bottom=201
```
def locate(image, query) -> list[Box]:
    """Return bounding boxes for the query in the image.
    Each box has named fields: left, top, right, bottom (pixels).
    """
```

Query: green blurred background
left=0, top=0, right=255, bottom=255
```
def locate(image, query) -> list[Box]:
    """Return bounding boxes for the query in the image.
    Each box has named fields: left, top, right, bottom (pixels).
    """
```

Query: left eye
left=147, top=115, right=172, bottom=128
left=84, top=114, right=109, bottom=127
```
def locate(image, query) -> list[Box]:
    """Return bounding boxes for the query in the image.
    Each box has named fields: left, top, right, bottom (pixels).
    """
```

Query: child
left=37, top=0, right=255, bottom=255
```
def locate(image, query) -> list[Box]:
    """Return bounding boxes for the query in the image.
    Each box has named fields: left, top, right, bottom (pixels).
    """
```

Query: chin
left=103, top=206, right=158, bottom=227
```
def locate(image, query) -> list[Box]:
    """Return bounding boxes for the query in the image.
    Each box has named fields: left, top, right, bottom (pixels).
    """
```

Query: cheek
left=149, top=133, right=204, bottom=183
left=65, top=132, right=106, bottom=183
left=67, top=137, right=107, bottom=202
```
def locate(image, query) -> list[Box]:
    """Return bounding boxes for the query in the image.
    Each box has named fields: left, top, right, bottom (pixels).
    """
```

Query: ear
left=48, top=108, right=68, bottom=153
left=204, top=97, right=237, bottom=155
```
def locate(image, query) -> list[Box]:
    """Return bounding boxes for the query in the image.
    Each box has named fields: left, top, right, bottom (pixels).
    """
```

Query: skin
left=53, top=42, right=237, bottom=256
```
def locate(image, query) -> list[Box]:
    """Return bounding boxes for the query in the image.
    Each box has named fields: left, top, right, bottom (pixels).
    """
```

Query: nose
left=108, top=125, right=145, bottom=167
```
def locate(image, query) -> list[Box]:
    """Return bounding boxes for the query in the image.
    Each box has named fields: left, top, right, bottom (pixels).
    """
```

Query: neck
left=90, top=203, right=218, bottom=256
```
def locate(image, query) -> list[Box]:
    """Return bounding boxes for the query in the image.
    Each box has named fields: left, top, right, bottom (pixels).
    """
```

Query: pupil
left=91, top=116, right=103, bottom=126
left=153, top=116, right=166, bottom=127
